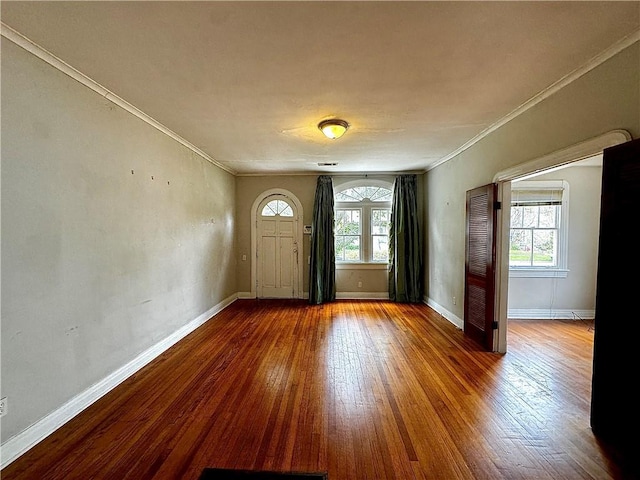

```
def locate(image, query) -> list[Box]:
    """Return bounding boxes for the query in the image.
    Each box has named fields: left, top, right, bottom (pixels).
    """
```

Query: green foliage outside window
left=334, top=185, right=392, bottom=263
left=335, top=209, right=361, bottom=261
left=371, top=209, right=390, bottom=262
left=509, top=204, right=559, bottom=267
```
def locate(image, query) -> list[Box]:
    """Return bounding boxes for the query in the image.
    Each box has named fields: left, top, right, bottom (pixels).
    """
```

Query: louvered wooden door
left=464, top=183, right=498, bottom=351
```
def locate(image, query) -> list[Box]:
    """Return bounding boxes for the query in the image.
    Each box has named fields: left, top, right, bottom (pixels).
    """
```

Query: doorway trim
left=491, top=129, right=631, bottom=353
left=251, top=189, right=304, bottom=299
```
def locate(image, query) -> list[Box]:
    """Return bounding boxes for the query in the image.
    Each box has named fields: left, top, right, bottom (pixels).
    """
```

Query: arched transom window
left=261, top=199, right=293, bottom=217
left=335, top=186, right=393, bottom=203
left=334, top=182, right=393, bottom=263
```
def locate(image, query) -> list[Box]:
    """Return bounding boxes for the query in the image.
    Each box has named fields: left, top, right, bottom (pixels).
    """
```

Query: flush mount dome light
left=318, top=119, right=349, bottom=139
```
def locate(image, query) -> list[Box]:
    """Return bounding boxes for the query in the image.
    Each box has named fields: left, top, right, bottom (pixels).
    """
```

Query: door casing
left=256, top=195, right=297, bottom=298
left=251, top=189, right=304, bottom=299
left=490, top=129, right=631, bottom=353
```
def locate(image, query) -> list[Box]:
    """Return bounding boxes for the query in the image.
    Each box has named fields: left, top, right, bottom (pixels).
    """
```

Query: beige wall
left=1, top=38, right=237, bottom=442
left=424, top=41, right=639, bottom=321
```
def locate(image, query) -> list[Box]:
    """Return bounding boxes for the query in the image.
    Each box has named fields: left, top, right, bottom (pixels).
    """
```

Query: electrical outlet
left=0, top=397, right=7, bottom=417
left=453, top=296, right=457, bottom=305
left=358, top=281, right=362, bottom=288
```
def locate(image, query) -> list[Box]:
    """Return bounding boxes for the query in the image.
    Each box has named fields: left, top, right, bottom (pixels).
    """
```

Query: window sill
left=336, top=263, right=389, bottom=270
left=509, top=268, right=569, bottom=278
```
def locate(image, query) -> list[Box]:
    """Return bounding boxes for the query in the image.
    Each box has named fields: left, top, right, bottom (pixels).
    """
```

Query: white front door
left=257, top=195, right=298, bottom=298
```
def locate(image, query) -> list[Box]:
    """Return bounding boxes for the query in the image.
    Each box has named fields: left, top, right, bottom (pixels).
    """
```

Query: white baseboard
left=0, top=293, right=238, bottom=469
left=241, top=291, right=385, bottom=300
left=7, top=295, right=590, bottom=468
left=422, top=299, right=594, bottom=326
left=336, top=292, right=389, bottom=300
left=424, top=296, right=464, bottom=329
left=239, top=292, right=310, bottom=300
left=508, top=308, right=595, bottom=320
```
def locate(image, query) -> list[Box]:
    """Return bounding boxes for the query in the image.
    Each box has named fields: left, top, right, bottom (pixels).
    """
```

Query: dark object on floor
left=199, top=468, right=328, bottom=480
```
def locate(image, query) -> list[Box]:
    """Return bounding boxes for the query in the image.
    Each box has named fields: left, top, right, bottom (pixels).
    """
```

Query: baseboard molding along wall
left=422, top=300, right=594, bottom=327
left=508, top=309, right=595, bottom=320
left=424, top=296, right=464, bottom=329
left=240, top=292, right=388, bottom=300
left=0, top=293, right=238, bottom=469
left=5, top=294, right=588, bottom=467
left=237, top=292, right=309, bottom=300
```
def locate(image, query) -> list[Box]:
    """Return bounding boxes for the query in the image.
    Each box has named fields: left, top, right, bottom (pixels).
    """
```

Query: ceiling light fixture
left=318, top=119, right=349, bottom=139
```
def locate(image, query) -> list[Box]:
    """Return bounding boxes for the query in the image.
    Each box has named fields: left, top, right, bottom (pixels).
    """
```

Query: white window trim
left=509, top=269, right=569, bottom=278
left=334, top=179, right=393, bottom=265
left=335, top=263, right=389, bottom=270
left=335, top=207, right=363, bottom=262
left=509, top=180, right=570, bottom=278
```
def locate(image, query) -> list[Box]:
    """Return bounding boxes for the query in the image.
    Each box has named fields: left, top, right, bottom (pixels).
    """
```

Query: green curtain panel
left=389, top=174, right=423, bottom=302
left=309, top=175, right=336, bottom=304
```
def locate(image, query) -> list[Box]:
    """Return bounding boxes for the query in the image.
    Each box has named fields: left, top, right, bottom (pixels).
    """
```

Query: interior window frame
left=333, top=180, right=393, bottom=268
left=509, top=180, right=570, bottom=278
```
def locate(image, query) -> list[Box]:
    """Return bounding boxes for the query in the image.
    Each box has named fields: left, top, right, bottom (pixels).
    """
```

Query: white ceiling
left=2, top=1, right=638, bottom=175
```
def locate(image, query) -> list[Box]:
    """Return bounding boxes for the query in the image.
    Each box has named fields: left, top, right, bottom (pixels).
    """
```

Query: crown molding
left=236, top=170, right=424, bottom=177
left=427, top=29, right=640, bottom=173
left=1, top=22, right=236, bottom=176
left=3, top=19, right=637, bottom=178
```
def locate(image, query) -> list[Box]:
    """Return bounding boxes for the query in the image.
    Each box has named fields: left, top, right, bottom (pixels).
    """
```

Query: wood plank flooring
left=1, top=300, right=635, bottom=479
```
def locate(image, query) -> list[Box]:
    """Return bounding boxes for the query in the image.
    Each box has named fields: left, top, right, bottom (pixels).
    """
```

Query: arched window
left=334, top=181, right=393, bottom=263
left=261, top=199, right=293, bottom=217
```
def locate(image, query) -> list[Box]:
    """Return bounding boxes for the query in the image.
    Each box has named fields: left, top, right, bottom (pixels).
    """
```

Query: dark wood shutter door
left=590, top=138, right=640, bottom=452
left=464, top=183, right=498, bottom=351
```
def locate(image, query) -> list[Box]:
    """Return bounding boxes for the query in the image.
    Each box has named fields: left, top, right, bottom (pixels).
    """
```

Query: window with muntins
left=509, top=180, right=569, bottom=277
left=334, top=183, right=392, bottom=264
left=261, top=199, right=293, bottom=217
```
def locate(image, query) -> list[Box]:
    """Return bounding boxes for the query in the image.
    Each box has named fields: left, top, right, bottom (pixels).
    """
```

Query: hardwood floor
left=1, top=300, right=635, bottom=480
